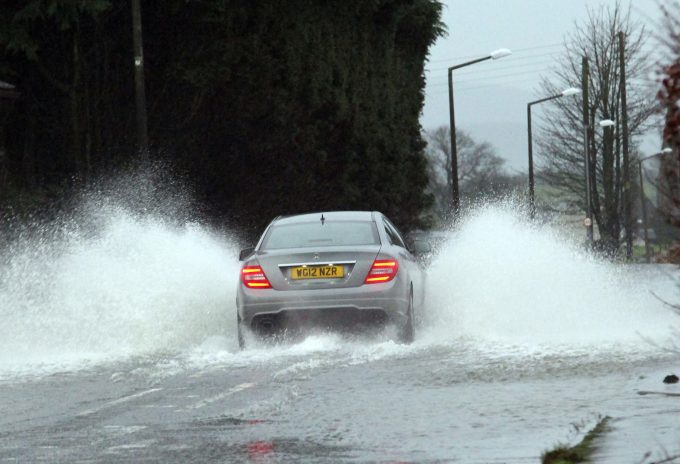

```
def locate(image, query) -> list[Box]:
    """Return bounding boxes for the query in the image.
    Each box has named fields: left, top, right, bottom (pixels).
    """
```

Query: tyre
left=237, top=314, right=246, bottom=350
left=397, top=291, right=415, bottom=344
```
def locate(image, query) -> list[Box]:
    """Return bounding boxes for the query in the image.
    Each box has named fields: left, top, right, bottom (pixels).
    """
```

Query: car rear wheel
left=398, top=291, right=415, bottom=344
left=237, top=314, right=245, bottom=350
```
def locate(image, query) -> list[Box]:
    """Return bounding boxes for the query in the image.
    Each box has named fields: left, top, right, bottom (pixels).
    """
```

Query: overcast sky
left=421, top=0, right=665, bottom=171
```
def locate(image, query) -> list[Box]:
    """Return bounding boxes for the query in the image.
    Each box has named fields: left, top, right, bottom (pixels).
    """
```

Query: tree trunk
left=70, top=27, right=82, bottom=175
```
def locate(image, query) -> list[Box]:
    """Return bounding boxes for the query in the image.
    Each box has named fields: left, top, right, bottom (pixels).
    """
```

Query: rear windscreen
left=261, top=221, right=380, bottom=249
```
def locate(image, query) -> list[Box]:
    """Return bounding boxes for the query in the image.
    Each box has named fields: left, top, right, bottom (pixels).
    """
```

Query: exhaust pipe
left=256, top=317, right=276, bottom=332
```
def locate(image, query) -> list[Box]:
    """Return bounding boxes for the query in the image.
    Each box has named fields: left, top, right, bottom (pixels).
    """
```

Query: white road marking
left=77, top=388, right=163, bottom=417
left=273, top=359, right=324, bottom=379
left=190, top=382, right=256, bottom=409
left=102, top=425, right=147, bottom=435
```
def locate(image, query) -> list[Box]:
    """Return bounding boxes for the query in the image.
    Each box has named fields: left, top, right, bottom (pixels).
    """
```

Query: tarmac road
left=1, top=334, right=678, bottom=463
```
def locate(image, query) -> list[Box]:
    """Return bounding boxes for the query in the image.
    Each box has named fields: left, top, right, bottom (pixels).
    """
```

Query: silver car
left=236, top=211, right=428, bottom=348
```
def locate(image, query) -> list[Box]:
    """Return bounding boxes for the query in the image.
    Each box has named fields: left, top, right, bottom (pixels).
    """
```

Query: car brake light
left=364, top=259, right=399, bottom=284
left=241, top=265, right=272, bottom=289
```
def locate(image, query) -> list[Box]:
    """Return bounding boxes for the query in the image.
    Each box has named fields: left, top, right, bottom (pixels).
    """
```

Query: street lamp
left=527, top=87, right=581, bottom=218
left=638, top=147, right=673, bottom=262
left=448, top=48, right=512, bottom=216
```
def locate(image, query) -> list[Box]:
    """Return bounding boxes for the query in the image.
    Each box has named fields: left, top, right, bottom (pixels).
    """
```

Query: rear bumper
left=237, top=281, right=409, bottom=328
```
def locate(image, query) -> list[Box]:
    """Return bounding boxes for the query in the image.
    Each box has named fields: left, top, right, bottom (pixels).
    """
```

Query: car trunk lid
left=254, top=246, right=381, bottom=290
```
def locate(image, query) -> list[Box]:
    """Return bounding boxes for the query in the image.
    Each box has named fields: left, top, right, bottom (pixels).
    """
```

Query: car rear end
left=236, top=212, right=410, bottom=342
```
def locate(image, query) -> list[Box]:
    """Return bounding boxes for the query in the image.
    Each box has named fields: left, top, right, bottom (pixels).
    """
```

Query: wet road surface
left=2, top=336, right=679, bottom=463
left=2, top=207, right=680, bottom=462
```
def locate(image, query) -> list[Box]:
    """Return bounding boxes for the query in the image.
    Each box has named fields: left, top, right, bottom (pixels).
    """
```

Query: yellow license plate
left=291, top=265, right=344, bottom=280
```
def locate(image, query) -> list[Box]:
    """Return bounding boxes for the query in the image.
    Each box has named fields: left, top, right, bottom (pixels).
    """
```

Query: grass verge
left=542, top=416, right=611, bottom=464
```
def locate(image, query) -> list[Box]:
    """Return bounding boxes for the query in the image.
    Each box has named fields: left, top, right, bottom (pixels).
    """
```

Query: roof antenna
left=320, top=214, right=325, bottom=225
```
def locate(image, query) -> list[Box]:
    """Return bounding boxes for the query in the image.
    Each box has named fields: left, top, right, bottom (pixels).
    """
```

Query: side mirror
left=239, top=247, right=255, bottom=261
left=412, top=240, right=432, bottom=256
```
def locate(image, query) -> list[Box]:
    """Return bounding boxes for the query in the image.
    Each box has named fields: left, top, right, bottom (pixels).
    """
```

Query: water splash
left=422, top=203, right=678, bottom=351
left=1, top=188, right=678, bottom=378
left=0, top=169, right=240, bottom=376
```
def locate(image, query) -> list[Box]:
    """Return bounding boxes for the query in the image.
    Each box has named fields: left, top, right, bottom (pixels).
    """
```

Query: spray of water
left=422, top=203, right=678, bottom=352
left=0, top=167, right=240, bottom=375
left=0, top=179, right=677, bottom=378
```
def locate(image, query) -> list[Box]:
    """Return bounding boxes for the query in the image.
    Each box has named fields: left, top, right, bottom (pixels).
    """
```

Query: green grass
left=632, top=244, right=665, bottom=259
left=542, top=417, right=611, bottom=464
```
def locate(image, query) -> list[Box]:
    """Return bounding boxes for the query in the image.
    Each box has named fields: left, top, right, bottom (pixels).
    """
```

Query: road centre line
left=190, top=382, right=256, bottom=409
left=77, top=388, right=163, bottom=417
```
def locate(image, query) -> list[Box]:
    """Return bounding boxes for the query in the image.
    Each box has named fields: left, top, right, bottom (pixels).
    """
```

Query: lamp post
left=583, top=119, right=615, bottom=246
left=527, top=87, right=581, bottom=218
left=638, top=147, right=673, bottom=262
left=448, top=48, right=511, bottom=216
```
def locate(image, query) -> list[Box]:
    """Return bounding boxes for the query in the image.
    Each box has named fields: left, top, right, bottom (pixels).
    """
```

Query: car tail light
left=241, top=265, right=272, bottom=289
left=364, top=259, right=399, bottom=284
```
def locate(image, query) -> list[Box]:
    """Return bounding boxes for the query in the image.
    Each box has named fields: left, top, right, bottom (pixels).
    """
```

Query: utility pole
left=447, top=69, right=459, bottom=216
left=638, top=160, right=650, bottom=263
left=132, top=0, right=149, bottom=157
left=619, top=31, right=632, bottom=259
left=582, top=56, right=594, bottom=246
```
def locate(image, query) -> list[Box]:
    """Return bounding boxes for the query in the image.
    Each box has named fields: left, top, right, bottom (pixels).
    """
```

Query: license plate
left=290, top=265, right=344, bottom=280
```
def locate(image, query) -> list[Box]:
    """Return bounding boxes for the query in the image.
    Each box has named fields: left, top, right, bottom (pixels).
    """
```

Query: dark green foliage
left=0, top=1, right=444, bottom=237
left=0, top=0, right=136, bottom=196
left=542, top=417, right=610, bottom=464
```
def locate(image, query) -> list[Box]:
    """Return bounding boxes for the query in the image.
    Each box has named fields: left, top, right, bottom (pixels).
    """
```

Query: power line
left=426, top=66, right=665, bottom=88
left=427, top=46, right=661, bottom=77
left=425, top=78, right=662, bottom=96
left=426, top=65, right=664, bottom=88
left=429, top=50, right=563, bottom=70
left=426, top=57, right=557, bottom=75
left=630, top=4, right=663, bottom=28
left=428, top=43, right=661, bottom=68
left=427, top=66, right=557, bottom=86
left=425, top=78, right=546, bottom=95
left=424, top=40, right=667, bottom=94
left=427, top=42, right=564, bottom=64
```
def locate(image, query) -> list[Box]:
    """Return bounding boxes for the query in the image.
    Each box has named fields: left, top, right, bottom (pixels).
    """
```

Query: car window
left=383, top=219, right=406, bottom=249
left=261, top=221, right=380, bottom=249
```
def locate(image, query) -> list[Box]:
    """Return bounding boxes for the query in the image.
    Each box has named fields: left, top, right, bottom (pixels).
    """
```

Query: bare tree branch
left=535, top=1, right=656, bottom=251
left=424, top=126, right=523, bottom=214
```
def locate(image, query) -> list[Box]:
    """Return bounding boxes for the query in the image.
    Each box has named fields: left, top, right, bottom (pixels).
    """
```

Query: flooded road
left=1, top=337, right=678, bottom=463
left=1, top=203, right=679, bottom=462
